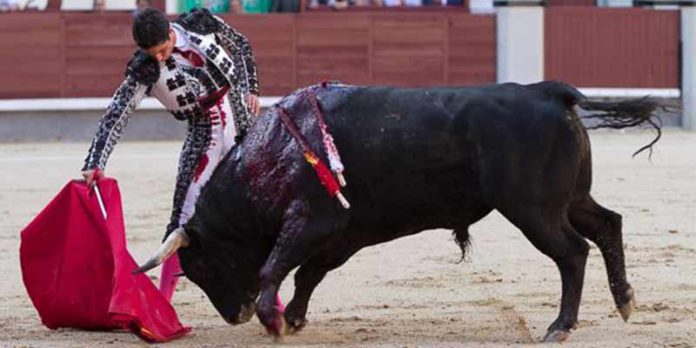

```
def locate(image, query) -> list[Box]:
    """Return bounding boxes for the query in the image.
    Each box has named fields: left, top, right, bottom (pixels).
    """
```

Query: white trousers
left=178, top=95, right=237, bottom=226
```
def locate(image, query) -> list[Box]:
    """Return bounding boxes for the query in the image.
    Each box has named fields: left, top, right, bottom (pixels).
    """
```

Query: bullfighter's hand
left=246, top=93, right=261, bottom=117
left=81, top=169, right=104, bottom=188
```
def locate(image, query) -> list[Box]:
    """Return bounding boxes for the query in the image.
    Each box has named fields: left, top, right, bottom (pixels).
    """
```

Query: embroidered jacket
left=82, top=9, right=258, bottom=233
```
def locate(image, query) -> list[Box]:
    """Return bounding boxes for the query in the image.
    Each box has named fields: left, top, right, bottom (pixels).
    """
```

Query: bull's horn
left=132, top=227, right=190, bottom=274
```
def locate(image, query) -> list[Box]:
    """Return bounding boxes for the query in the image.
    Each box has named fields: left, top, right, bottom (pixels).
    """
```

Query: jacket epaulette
left=125, top=50, right=160, bottom=85
left=175, top=8, right=223, bottom=35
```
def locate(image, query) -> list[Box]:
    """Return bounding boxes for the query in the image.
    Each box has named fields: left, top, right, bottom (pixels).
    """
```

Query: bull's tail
left=534, top=81, right=664, bottom=157
left=578, top=97, right=662, bottom=157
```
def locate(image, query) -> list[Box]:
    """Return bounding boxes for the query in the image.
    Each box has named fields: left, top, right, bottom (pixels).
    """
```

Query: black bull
left=143, top=81, right=662, bottom=342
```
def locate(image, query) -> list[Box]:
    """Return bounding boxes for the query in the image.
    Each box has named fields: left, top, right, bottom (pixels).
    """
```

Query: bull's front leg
left=284, top=242, right=359, bottom=333
left=256, top=199, right=335, bottom=337
left=283, top=264, right=328, bottom=333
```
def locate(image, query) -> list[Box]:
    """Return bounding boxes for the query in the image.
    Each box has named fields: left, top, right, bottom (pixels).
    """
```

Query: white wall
left=496, top=6, right=544, bottom=84
left=60, top=0, right=135, bottom=10
left=682, top=7, right=696, bottom=130
left=55, top=0, right=177, bottom=13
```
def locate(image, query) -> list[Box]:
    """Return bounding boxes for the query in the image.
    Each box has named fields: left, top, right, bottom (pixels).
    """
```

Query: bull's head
left=134, top=224, right=264, bottom=325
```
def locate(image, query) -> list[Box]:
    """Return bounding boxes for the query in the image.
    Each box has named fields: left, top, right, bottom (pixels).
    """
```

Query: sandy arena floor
left=0, top=130, right=694, bottom=347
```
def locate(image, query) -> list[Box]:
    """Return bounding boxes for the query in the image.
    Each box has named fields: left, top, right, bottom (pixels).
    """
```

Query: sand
left=0, top=130, right=694, bottom=347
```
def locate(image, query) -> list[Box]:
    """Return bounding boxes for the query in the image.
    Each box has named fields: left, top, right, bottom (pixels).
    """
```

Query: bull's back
left=318, top=83, right=584, bottom=231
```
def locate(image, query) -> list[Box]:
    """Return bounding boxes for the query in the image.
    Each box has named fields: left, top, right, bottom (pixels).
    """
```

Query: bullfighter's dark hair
left=133, top=8, right=170, bottom=49
left=175, top=8, right=223, bottom=35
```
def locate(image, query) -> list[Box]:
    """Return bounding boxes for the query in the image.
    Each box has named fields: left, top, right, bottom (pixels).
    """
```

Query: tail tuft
left=579, top=97, right=664, bottom=158
left=452, top=228, right=472, bottom=263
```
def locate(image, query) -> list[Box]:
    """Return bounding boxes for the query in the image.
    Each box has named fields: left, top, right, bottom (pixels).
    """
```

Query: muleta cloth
left=19, top=178, right=190, bottom=342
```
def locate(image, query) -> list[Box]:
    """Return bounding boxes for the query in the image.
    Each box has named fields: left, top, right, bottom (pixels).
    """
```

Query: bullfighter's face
left=144, top=28, right=176, bottom=63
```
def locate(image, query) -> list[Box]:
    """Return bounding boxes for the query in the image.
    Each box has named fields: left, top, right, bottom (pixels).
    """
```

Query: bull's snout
left=224, top=302, right=256, bottom=325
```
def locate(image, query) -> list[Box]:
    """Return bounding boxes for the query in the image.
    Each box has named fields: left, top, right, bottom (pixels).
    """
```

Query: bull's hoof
left=618, top=287, right=636, bottom=322
left=286, top=317, right=308, bottom=334
left=542, top=329, right=570, bottom=343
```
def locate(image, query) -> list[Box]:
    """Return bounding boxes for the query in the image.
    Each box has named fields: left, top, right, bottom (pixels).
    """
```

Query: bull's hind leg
left=497, top=206, right=590, bottom=342
left=569, top=195, right=635, bottom=321
left=256, top=199, right=340, bottom=337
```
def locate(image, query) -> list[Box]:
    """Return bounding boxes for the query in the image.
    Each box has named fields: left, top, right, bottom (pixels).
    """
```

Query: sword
left=88, top=169, right=107, bottom=219
left=93, top=184, right=108, bottom=220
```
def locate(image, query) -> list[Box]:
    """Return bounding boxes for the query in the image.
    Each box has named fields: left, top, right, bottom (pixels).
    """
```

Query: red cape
left=20, top=178, right=190, bottom=342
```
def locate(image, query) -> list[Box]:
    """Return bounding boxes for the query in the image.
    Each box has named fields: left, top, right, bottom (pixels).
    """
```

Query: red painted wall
left=0, top=11, right=495, bottom=98
left=545, top=8, right=680, bottom=88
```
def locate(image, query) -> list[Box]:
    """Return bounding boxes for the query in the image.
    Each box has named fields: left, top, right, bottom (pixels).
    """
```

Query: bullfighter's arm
left=82, top=76, right=148, bottom=171
left=213, top=17, right=260, bottom=96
